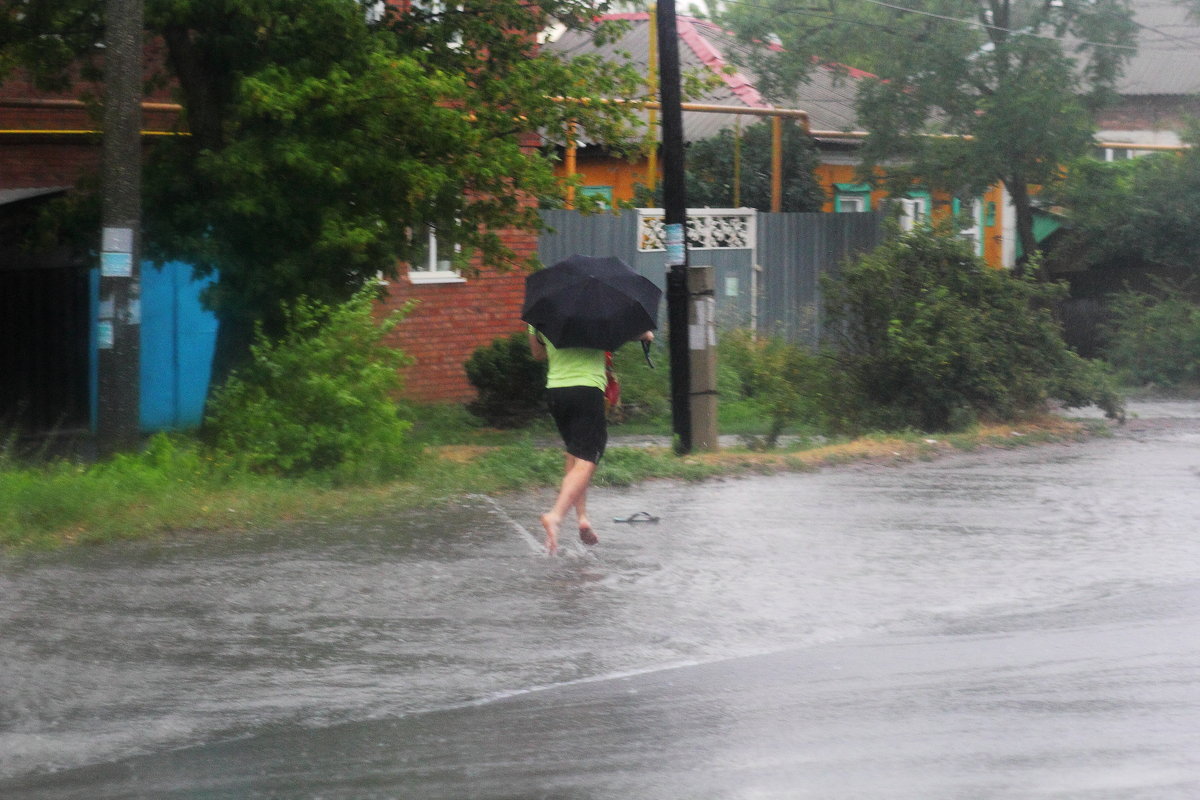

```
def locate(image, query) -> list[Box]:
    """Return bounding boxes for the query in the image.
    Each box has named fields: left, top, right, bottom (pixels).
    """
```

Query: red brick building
left=380, top=221, right=535, bottom=404
left=374, top=0, right=539, bottom=403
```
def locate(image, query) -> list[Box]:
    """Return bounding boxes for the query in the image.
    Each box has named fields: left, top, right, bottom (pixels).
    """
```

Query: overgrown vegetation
left=1053, top=127, right=1200, bottom=274
left=205, top=287, right=420, bottom=482
left=464, top=332, right=547, bottom=428
left=720, top=329, right=826, bottom=447
left=634, top=119, right=826, bottom=212
left=4, top=227, right=1135, bottom=551
left=1102, top=281, right=1200, bottom=389
left=821, top=223, right=1124, bottom=432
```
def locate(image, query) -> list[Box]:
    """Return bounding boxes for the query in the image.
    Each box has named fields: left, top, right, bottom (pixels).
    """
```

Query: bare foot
left=540, top=513, right=560, bottom=555
left=578, top=523, right=598, bottom=546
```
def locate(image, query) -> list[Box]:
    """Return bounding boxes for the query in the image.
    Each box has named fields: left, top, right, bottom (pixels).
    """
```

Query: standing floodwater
left=2, top=402, right=1199, bottom=798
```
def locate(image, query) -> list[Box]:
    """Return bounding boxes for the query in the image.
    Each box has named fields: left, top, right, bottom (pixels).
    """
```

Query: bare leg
left=562, top=454, right=599, bottom=545
left=541, top=455, right=598, bottom=554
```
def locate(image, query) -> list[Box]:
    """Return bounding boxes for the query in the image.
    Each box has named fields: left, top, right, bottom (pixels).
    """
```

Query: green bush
left=720, top=329, right=827, bottom=446
left=464, top=332, right=548, bottom=428
left=205, top=287, right=419, bottom=481
left=1102, top=282, right=1200, bottom=388
left=822, top=223, right=1124, bottom=432
left=608, top=337, right=670, bottom=423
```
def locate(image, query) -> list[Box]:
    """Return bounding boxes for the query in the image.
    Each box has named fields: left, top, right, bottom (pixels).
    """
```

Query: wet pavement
left=2, top=401, right=1199, bottom=798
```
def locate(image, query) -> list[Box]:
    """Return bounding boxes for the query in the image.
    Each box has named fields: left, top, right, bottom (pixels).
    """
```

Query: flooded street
left=2, top=402, right=1199, bottom=798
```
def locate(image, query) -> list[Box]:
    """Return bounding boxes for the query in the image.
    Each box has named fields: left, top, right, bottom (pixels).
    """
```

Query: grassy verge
left=2, top=412, right=1106, bottom=552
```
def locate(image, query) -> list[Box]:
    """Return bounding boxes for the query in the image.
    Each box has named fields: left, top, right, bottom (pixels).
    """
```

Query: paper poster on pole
left=101, top=251, right=133, bottom=278
left=97, top=321, right=115, bottom=350
left=689, top=296, right=716, bottom=350
left=665, top=223, right=685, bottom=266
left=102, top=226, right=134, bottom=253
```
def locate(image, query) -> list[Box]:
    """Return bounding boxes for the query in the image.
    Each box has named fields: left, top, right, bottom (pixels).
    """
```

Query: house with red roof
left=542, top=12, right=1033, bottom=271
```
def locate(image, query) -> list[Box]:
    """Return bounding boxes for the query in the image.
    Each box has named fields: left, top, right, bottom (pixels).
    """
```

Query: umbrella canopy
left=522, top=254, right=662, bottom=352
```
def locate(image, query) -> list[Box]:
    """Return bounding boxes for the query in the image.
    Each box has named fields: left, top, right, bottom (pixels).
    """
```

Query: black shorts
left=546, top=386, right=607, bottom=464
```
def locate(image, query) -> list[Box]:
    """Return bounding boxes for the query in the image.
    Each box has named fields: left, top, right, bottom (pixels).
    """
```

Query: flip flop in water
left=613, top=511, right=660, bottom=523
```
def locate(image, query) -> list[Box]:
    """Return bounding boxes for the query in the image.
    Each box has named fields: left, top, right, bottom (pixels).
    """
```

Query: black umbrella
left=522, top=254, right=662, bottom=353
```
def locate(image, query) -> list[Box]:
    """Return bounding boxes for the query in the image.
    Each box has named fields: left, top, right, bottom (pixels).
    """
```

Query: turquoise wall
left=90, top=262, right=219, bottom=432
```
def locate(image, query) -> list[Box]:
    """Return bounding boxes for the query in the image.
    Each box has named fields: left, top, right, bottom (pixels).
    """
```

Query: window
left=363, top=1, right=385, bottom=23
left=897, top=191, right=930, bottom=232
left=953, top=197, right=985, bottom=256
left=579, top=186, right=614, bottom=209
left=408, top=225, right=465, bottom=285
left=409, top=0, right=464, bottom=49
left=834, top=183, right=871, bottom=212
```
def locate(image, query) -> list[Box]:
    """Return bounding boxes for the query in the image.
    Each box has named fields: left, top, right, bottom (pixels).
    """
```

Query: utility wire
left=718, top=0, right=1193, bottom=52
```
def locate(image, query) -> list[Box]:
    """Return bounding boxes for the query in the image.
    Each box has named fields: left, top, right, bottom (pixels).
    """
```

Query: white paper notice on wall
left=688, top=296, right=716, bottom=350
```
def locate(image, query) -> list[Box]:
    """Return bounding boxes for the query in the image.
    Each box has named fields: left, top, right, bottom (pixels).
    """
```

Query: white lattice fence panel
left=637, top=208, right=756, bottom=252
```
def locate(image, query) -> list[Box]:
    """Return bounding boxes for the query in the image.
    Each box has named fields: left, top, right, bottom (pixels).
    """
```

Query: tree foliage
left=822, top=222, right=1124, bottom=432
left=1101, top=282, right=1200, bottom=388
left=638, top=119, right=825, bottom=211
left=1052, top=126, right=1200, bottom=274
left=1, top=0, right=646, bottom=379
left=720, top=0, right=1138, bottom=270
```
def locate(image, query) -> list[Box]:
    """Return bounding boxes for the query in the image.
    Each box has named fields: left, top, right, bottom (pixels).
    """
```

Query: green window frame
left=579, top=186, right=614, bottom=209
left=834, top=183, right=871, bottom=212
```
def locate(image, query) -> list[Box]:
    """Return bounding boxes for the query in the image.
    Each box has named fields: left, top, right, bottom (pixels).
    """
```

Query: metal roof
left=0, top=186, right=68, bottom=207
left=546, top=3, right=1200, bottom=133
left=543, top=14, right=864, bottom=143
left=1119, top=0, right=1200, bottom=96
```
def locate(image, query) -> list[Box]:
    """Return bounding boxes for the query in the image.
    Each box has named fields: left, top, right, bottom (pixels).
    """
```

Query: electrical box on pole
left=97, top=0, right=144, bottom=455
left=655, top=1, right=692, bottom=454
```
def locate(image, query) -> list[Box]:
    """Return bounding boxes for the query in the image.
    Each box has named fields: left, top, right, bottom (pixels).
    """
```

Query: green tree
left=720, top=0, right=1138, bottom=271
left=1052, top=125, right=1200, bottom=274
left=688, top=120, right=825, bottom=211
left=1, top=0, right=645, bottom=382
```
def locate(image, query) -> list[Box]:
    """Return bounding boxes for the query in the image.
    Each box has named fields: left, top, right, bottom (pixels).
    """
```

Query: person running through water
left=529, top=326, right=654, bottom=554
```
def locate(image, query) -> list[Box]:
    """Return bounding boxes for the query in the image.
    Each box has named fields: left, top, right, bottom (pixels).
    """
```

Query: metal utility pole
left=655, top=1, right=692, bottom=454
left=96, top=0, right=144, bottom=455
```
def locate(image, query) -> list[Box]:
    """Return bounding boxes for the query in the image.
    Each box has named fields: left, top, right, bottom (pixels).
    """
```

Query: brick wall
left=1094, top=95, right=1200, bottom=133
left=1, top=70, right=179, bottom=191
left=379, top=228, right=535, bottom=404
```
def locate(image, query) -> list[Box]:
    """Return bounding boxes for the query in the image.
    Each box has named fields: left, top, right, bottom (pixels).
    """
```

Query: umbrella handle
left=642, top=339, right=655, bottom=369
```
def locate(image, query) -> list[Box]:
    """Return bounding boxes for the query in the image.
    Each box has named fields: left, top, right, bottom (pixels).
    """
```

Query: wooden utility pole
left=96, top=0, right=144, bottom=455
left=655, top=1, right=692, bottom=454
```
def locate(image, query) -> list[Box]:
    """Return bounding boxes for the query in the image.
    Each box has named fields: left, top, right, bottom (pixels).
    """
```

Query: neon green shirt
left=530, top=326, right=607, bottom=390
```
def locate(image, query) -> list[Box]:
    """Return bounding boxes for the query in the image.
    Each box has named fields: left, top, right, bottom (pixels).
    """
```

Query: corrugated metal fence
left=538, top=209, right=887, bottom=346
left=756, top=210, right=888, bottom=346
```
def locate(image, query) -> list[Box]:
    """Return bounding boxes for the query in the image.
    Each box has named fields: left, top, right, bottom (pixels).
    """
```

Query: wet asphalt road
left=2, top=402, right=1199, bottom=799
